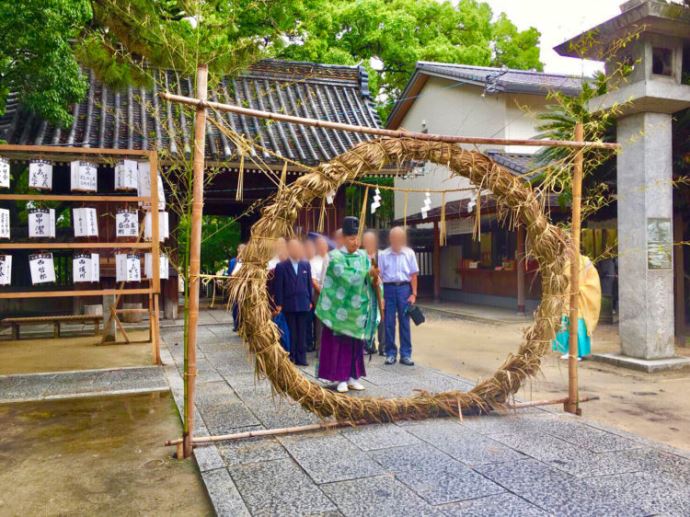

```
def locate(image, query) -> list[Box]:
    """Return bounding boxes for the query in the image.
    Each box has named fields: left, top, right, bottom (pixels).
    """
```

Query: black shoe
left=400, top=357, right=415, bottom=366
left=297, top=362, right=309, bottom=367
left=384, top=356, right=396, bottom=365
left=378, top=349, right=385, bottom=356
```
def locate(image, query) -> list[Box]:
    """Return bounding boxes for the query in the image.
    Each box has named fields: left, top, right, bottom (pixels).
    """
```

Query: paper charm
left=73, top=253, right=100, bottom=283
left=0, top=208, right=9, bottom=239
left=29, top=253, right=56, bottom=285
left=73, top=207, right=99, bottom=238
left=0, top=157, right=9, bottom=188
left=0, top=255, right=11, bottom=286
left=326, top=191, right=336, bottom=205
left=137, top=162, right=166, bottom=210
left=114, top=160, right=139, bottom=191
left=70, top=161, right=98, bottom=192
left=467, top=191, right=478, bottom=213
left=116, top=253, right=141, bottom=282
left=144, top=211, right=170, bottom=242
left=420, top=191, right=432, bottom=219
left=116, top=209, right=139, bottom=238
left=29, top=161, right=53, bottom=190
left=145, top=253, right=169, bottom=280
left=370, top=187, right=382, bottom=214
left=28, top=208, right=56, bottom=238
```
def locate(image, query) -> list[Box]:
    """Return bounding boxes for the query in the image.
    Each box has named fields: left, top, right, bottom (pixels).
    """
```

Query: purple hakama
left=317, top=326, right=366, bottom=382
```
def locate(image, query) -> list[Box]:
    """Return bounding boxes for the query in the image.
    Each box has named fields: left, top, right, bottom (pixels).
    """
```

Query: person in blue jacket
left=273, top=238, right=313, bottom=366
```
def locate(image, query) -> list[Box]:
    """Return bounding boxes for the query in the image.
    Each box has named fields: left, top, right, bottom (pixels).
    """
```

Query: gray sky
left=485, top=0, right=624, bottom=76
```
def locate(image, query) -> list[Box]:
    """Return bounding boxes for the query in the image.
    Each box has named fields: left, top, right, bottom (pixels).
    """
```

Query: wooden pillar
left=674, top=212, right=686, bottom=346
left=433, top=221, right=441, bottom=302
left=183, top=64, right=208, bottom=459
left=565, top=122, right=583, bottom=416
left=516, top=225, right=526, bottom=314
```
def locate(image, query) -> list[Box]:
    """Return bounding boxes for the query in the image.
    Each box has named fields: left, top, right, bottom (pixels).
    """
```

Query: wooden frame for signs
left=0, top=144, right=162, bottom=364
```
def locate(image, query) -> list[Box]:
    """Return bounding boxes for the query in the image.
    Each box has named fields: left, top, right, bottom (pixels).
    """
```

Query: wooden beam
left=159, top=91, right=619, bottom=150
left=0, top=242, right=153, bottom=250
left=0, top=194, right=151, bottom=203
left=433, top=221, right=441, bottom=301
left=0, top=144, right=151, bottom=157
left=0, top=288, right=152, bottom=299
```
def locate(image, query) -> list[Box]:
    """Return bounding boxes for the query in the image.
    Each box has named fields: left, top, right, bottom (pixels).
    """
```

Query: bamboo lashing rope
left=358, top=186, right=369, bottom=241
left=440, top=192, right=447, bottom=246
left=317, top=197, right=326, bottom=233
left=280, top=160, right=288, bottom=189
left=235, top=152, right=245, bottom=201
left=473, top=189, right=482, bottom=242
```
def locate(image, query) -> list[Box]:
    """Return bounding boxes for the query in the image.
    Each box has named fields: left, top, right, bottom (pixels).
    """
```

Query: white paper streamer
left=29, top=161, right=53, bottom=190
left=370, top=187, right=382, bottom=214
left=70, top=161, right=98, bottom=192
left=28, top=208, right=56, bottom=238
left=420, top=191, right=432, bottom=219
left=73, top=253, right=100, bottom=283
left=29, top=253, right=56, bottom=284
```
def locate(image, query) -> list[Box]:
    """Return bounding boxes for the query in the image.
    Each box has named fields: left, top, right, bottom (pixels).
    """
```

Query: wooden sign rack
left=0, top=144, right=162, bottom=364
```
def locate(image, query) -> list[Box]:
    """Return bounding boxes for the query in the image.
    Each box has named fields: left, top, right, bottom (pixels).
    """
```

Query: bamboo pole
left=159, top=92, right=619, bottom=151
left=565, top=122, right=584, bottom=416
left=183, top=64, right=209, bottom=459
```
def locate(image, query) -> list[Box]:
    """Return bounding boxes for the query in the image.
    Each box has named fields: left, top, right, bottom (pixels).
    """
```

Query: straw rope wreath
left=230, top=137, right=570, bottom=423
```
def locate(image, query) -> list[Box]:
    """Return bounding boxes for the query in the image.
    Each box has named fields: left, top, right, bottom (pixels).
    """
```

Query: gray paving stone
left=542, top=421, right=644, bottom=453
left=491, top=432, right=584, bottom=463
left=320, top=474, right=445, bottom=517
left=218, top=434, right=289, bottom=466
left=194, top=380, right=238, bottom=407
left=341, top=423, right=422, bottom=451
left=370, top=443, right=504, bottom=504
left=406, top=420, right=525, bottom=466
left=202, top=468, right=250, bottom=517
left=240, top=392, right=320, bottom=429
left=201, top=400, right=261, bottom=434
left=439, top=493, right=550, bottom=517
left=0, top=374, right=53, bottom=401
left=359, top=366, right=409, bottom=386
left=194, top=443, right=226, bottom=472
left=460, top=412, right=561, bottom=437
left=278, top=432, right=384, bottom=484
left=229, top=458, right=337, bottom=516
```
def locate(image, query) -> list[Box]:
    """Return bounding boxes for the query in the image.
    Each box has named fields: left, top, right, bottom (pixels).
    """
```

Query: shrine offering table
left=1, top=314, right=103, bottom=340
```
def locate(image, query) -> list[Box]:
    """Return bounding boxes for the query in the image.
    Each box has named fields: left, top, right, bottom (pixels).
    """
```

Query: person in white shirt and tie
left=377, top=226, right=419, bottom=365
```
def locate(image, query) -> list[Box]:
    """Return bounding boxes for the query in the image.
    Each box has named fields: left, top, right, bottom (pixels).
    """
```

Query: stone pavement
left=160, top=318, right=690, bottom=517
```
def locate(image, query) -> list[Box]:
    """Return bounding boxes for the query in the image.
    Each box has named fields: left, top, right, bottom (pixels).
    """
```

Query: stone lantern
left=555, top=0, right=690, bottom=370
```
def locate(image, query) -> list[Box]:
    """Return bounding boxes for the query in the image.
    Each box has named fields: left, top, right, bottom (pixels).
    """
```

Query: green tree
left=0, top=0, right=92, bottom=127
left=279, top=0, right=543, bottom=117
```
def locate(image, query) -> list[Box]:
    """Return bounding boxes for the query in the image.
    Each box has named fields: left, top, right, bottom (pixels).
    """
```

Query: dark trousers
left=232, top=303, right=239, bottom=331
left=285, top=311, right=309, bottom=365
left=306, top=308, right=316, bottom=351
left=384, top=283, right=412, bottom=359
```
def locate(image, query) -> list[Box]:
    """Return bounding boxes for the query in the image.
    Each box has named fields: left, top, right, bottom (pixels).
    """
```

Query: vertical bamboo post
left=150, top=150, right=161, bottom=365
left=516, top=225, right=526, bottom=314
left=183, top=64, right=208, bottom=458
left=565, top=122, right=584, bottom=416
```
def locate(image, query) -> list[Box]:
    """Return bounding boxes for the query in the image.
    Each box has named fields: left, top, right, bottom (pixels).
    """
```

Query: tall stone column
left=616, top=112, right=675, bottom=360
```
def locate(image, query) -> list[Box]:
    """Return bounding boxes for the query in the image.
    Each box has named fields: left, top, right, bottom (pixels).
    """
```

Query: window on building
left=652, top=47, right=673, bottom=76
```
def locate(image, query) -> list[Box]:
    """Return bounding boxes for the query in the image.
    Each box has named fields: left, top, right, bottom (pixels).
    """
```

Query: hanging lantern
left=72, top=207, right=99, bottom=238
left=28, top=161, right=53, bottom=190
left=421, top=191, right=432, bottom=219
left=0, top=255, right=11, bottom=286
left=70, top=161, right=98, bottom=192
left=370, top=187, right=382, bottom=214
left=29, top=253, right=56, bottom=285
left=28, top=208, right=56, bottom=238
left=137, top=162, right=165, bottom=210
left=144, top=211, right=170, bottom=242
left=115, top=253, right=141, bottom=282
left=72, top=253, right=100, bottom=283
left=0, top=157, right=9, bottom=188
left=0, top=208, right=9, bottom=239
left=116, top=209, right=139, bottom=238
left=114, top=160, right=139, bottom=191
left=145, top=253, right=169, bottom=280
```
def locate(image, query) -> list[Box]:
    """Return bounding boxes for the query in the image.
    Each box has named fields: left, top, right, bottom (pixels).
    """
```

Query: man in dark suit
left=274, top=238, right=313, bottom=366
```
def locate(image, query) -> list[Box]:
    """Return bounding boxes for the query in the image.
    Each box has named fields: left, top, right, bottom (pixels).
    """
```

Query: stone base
left=592, top=353, right=690, bottom=373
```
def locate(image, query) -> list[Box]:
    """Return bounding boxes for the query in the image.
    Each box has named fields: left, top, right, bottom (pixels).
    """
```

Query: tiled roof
left=0, top=59, right=381, bottom=165
left=415, top=62, right=584, bottom=96
left=484, top=150, right=544, bottom=181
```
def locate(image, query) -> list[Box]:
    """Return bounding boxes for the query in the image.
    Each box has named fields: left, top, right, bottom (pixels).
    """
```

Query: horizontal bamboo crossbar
left=0, top=242, right=153, bottom=250
left=0, top=144, right=152, bottom=158
left=160, top=91, right=619, bottom=150
left=0, top=194, right=150, bottom=203
left=0, top=287, right=153, bottom=299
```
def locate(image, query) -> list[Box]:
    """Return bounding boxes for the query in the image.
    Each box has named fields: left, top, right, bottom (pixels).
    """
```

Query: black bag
left=405, top=304, right=425, bottom=326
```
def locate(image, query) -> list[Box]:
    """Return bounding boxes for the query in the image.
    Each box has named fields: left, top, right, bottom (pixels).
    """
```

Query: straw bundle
left=229, top=137, right=569, bottom=423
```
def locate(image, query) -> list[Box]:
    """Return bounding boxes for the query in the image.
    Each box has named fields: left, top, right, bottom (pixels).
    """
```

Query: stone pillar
left=616, top=112, right=675, bottom=359
left=102, top=294, right=117, bottom=342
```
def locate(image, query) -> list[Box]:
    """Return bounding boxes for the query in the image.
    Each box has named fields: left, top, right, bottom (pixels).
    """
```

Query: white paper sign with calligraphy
left=0, top=157, right=10, bottom=188
left=73, top=207, right=99, bottom=238
left=70, top=161, right=98, bottom=192
left=73, top=253, right=99, bottom=283
left=116, top=209, right=139, bottom=238
left=28, top=208, right=56, bottom=238
left=137, top=162, right=166, bottom=209
left=29, top=253, right=56, bottom=285
left=0, top=208, right=9, bottom=239
left=29, top=161, right=53, bottom=190
left=115, top=160, right=139, bottom=191
left=144, top=211, right=169, bottom=241
left=116, top=253, right=141, bottom=282
left=145, top=253, right=169, bottom=280
left=0, top=255, right=11, bottom=286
